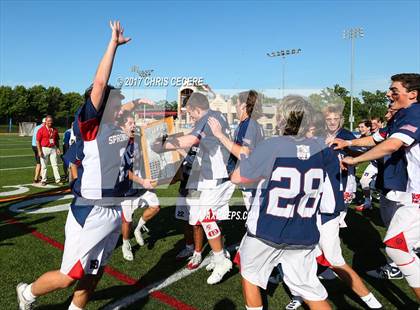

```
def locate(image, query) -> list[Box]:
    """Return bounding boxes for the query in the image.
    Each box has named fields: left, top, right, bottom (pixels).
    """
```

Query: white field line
left=103, top=243, right=239, bottom=310
left=0, top=164, right=55, bottom=171
left=0, top=154, right=33, bottom=158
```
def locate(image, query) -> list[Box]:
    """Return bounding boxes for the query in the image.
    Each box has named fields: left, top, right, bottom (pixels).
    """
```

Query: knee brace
left=202, top=221, right=221, bottom=240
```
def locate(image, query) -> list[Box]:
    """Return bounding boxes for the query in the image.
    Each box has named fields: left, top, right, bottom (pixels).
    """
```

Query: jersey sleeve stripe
left=390, top=132, right=415, bottom=146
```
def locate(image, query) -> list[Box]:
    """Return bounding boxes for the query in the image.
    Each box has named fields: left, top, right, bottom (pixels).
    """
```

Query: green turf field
left=0, top=135, right=418, bottom=309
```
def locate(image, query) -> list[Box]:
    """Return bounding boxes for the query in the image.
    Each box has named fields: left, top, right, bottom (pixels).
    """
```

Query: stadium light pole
left=266, top=48, right=302, bottom=98
left=343, top=27, right=364, bottom=132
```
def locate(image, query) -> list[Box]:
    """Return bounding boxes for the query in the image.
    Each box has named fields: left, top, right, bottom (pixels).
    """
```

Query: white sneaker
left=187, top=253, right=202, bottom=270
left=122, top=241, right=134, bottom=261
left=16, top=283, right=35, bottom=310
left=207, top=256, right=232, bottom=284
left=206, top=249, right=231, bottom=271
left=285, top=298, right=303, bottom=310
left=134, top=225, right=148, bottom=246
left=176, top=247, right=194, bottom=261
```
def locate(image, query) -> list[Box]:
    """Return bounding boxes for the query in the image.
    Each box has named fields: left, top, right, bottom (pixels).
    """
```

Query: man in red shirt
left=36, top=115, right=62, bottom=185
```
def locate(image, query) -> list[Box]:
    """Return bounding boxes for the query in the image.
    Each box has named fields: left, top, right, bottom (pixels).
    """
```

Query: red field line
left=0, top=212, right=197, bottom=310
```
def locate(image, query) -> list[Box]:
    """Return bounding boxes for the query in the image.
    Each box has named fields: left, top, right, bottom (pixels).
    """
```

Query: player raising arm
left=16, top=21, right=131, bottom=310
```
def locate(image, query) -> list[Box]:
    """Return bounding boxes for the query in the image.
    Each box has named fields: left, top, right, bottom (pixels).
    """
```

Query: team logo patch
left=296, top=145, right=310, bottom=160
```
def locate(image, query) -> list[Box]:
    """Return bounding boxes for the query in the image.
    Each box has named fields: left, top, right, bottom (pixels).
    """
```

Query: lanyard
left=48, top=127, right=53, bottom=139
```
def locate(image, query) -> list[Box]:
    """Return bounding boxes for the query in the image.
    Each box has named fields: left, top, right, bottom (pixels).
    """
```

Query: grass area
left=0, top=135, right=418, bottom=309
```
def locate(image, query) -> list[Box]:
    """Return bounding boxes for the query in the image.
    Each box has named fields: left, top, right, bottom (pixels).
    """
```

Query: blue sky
left=1, top=0, right=419, bottom=100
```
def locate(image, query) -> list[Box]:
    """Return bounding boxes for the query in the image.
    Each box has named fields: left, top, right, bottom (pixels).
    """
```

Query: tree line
left=0, top=84, right=388, bottom=130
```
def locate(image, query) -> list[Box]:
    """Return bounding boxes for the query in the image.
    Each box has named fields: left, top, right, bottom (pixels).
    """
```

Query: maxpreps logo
left=108, top=133, right=129, bottom=144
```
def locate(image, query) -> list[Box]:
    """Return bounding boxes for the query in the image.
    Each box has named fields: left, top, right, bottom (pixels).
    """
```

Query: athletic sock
left=213, top=250, right=225, bottom=263
left=193, top=250, right=202, bottom=256
left=361, top=292, right=382, bottom=309
left=68, top=301, right=83, bottom=310
left=245, top=306, right=263, bottom=310
left=22, top=283, right=36, bottom=302
left=389, top=262, right=397, bottom=268
left=364, top=197, right=372, bottom=206
left=123, top=239, right=130, bottom=246
left=137, top=217, right=146, bottom=229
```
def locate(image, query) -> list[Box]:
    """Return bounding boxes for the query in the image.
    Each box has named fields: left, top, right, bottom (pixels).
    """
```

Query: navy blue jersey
left=72, top=97, right=132, bottom=201
left=189, top=110, right=231, bottom=181
left=373, top=117, right=409, bottom=193
left=227, top=117, right=264, bottom=174
left=389, top=103, right=420, bottom=197
left=240, top=136, right=336, bottom=248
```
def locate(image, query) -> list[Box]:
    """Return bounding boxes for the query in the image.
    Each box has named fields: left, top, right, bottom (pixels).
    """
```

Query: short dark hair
left=391, top=73, right=420, bottom=101
left=277, top=95, right=314, bottom=137
left=238, top=90, right=262, bottom=119
left=186, top=92, right=209, bottom=110
left=358, top=119, right=372, bottom=129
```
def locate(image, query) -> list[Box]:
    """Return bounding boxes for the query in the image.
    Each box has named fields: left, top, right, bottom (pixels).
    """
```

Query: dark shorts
left=32, top=146, right=40, bottom=164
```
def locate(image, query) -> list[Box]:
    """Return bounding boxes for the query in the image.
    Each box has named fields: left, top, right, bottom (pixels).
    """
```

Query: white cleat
left=187, top=253, right=202, bottom=270
left=206, top=257, right=232, bottom=285
left=285, top=298, right=303, bottom=310
left=122, top=242, right=134, bottom=261
left=16, top=282, right=35, bottom=310
left=134, top=227, right=145, bottom=246
left=206, top=249, right=231, bottom=271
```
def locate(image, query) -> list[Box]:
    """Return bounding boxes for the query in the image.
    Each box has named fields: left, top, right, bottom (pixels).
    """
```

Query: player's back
left=245, top=136, right=333, bottom=248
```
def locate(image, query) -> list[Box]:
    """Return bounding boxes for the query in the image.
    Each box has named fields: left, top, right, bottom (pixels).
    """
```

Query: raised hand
left=332, top=138, right=351, bottom=150
left=208, top=117, right=223, bottom=138
left=109, top=20, right=131, bottom=46
left=340, top=156, right=356, bottom=170
left=142, top=178, right=157, bottom=189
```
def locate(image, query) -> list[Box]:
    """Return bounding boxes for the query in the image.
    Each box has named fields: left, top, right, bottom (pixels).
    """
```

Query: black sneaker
left=366, top=264, right=403, bottom=279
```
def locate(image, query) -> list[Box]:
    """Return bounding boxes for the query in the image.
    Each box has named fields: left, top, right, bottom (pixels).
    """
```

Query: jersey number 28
left=266, top=167, right=323, bottom=218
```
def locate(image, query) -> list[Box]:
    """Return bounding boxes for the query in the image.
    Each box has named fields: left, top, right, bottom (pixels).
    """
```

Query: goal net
left=19, top=122, right=37, bottom=136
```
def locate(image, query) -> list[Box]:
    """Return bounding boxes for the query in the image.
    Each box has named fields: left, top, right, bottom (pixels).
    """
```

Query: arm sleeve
left=36, top=127, right=42, bottom=142
left=77, top=97, right=104, bottom=141
left=373, top=127, right=389, bottom=143
left=242, top=121, right=264, bottom=150
left=190, top=116, right=207, bottom=140
left=390, top=119, right=420, bottom=146
left=239, top=139, right=276, bottom=180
